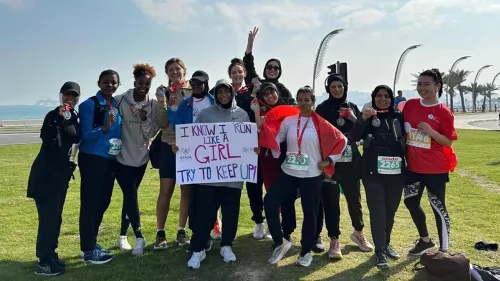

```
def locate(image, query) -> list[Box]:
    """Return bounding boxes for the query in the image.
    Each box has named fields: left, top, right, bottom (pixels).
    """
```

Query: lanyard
left=296, top=116, right=310, bottom=155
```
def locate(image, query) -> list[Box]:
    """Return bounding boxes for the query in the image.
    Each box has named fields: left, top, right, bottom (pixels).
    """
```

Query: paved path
left=0, top=112, right=498, bottom=145
left=0, top=133, right=40, bottom=145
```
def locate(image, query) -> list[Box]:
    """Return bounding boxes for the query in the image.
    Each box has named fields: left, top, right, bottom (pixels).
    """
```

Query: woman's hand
left=318, top=160, right=330, bottom=169
left=156, top=85, right=167, bottom=100
left=102, top=111, right=116, bottom=132
left=254, top=147, right=260, bottom=155
left=361, top=106, right=376, bottom=120
left=417, top=122, right=435, bottom=135
left=246, top=27, right=259, bottom=54
left=339, top=107, right=356, bottom=122
left=171, top=144, right=179, bottom=153
left=138, top=109, right=148, bottom=121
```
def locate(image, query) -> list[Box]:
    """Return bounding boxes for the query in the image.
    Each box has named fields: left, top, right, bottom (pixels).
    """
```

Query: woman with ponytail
left=402, top=69, right=457, bottom=255
left=154, top=58, right=193, bottom=249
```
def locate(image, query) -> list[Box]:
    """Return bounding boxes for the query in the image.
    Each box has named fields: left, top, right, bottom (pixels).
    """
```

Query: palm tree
left=457, top=84, right=469, bottom=112
left=483, top=83, right=499, bottom=112
left=442, top=69, right=471, bottom=112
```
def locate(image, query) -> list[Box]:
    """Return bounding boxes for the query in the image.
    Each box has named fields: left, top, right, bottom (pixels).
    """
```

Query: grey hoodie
left=115, top=89, right=160, bottom=167
left=196, top=80, right=251, bottom=189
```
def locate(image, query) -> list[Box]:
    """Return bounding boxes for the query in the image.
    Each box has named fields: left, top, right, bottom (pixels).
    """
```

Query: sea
left=0, top=105, right=53, bottom=121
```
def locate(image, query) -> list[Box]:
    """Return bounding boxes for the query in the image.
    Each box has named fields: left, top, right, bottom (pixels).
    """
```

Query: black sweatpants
left=404, top=172, right=450, bottom=251
left=114, top=162, right=147, bottom=237
left=363, top=177, right=403, bottom=253
left=190, top=185, right=242, bottom=252
left=316, top=176, right=364, bottom=239
left=246, top=166, right=264, bottom=224
left=34, top=188, right=68, bottom=263
left=79, top=152, right=116, bottom=252
left=265, top=170, right=323, bottom=255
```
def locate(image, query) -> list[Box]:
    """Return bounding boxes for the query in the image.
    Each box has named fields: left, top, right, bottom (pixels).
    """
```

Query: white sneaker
left=268, top=238, right=293, bottom=264
left=296, top=252, right=313, bottom=267
left=264, top=226, right=272, bottom=239
left=132, top=238, right=146, bottom=255
left=117, top=236, right=132, bottom=251
left=220, top=246, right=237, bottom=263
left=253, top=223, right=265, bottom=240
left=187, top=251, right=206, bottom=269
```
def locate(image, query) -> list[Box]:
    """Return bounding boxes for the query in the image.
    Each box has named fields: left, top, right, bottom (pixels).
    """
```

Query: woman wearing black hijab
left=349, top=85, right=405, bottom=268
left=243, top=27, right=293, bottom=104
left=314, top=74, right=373, bottom=259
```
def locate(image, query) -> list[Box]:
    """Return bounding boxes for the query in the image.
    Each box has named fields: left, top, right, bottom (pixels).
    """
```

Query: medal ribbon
left=372, top=109, right=389, bottom=119
left=296, top=116, right=310, bottom=155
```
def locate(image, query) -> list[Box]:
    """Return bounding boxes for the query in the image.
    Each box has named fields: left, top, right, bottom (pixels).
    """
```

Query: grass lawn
left=0, top=129, right=499, bottom=281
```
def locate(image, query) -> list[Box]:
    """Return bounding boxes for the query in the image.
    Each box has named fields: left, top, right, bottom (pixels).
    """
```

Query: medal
left=158, top=88, right=166, bottom=97
left=134, top=103, right=143, bottom=110
left=250, top=102, right=259, bottom=112
left=336, top=118, right=345, bottom=126
left=170, top=104, right=178, bottom=112
left=372, top=118, right=381, bottom=127
left=297, top=154, right=304, bottom=162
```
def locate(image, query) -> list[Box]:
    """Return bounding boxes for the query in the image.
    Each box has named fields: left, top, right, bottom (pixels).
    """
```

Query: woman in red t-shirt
left=402, top=69, right=458, bottom=256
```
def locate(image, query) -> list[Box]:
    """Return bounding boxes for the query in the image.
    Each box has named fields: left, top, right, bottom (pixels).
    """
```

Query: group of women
left=27, top=27, right=457, bottom=276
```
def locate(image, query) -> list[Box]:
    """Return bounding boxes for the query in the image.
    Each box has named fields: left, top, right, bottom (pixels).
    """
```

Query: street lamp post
left=393, top=44, right=422, bottom=94
left=472, top=65, right=493, bottom=112
left=445, top=56, right=471, bottom=108
left=312, top=29, right=344, bottom=92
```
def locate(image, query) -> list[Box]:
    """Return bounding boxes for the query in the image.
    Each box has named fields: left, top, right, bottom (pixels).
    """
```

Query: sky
left=1, top=0, right=500, bottom=105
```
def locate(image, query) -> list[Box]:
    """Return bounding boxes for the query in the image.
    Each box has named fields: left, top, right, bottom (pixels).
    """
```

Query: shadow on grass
left=487, top=161, right=500, bottom=166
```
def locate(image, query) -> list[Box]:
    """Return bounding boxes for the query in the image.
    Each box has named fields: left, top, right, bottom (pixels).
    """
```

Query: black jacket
left=349, top=110, right=406, bottom=182
left=27, top=107, right=80, bottom=199
left=243, top=52, right=292, bottom=101
left=316, top=97, right=362, bottom=181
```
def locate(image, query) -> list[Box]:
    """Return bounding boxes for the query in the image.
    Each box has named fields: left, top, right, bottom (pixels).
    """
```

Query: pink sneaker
left=350, top=231, right=374, bottom=252
left=328, top=238, right=342, bottom=259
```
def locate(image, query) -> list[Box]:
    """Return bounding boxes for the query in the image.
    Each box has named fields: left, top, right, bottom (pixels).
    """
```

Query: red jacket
left=259, top=105, right=347, bottom=178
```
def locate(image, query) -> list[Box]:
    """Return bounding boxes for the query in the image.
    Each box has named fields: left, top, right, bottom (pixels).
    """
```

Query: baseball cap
left=190, top=70, right=209, bottom=82
left=60, top=81, right=81, bottom=95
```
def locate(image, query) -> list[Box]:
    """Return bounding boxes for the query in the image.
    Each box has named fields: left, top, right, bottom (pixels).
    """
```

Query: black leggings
left=115, top=162, right=147, bottom=237
left=316, top=176, right=364, bottom=239
left=190, top=185, right=242, bottom=252
left=363, top=177, right=403, bottom=252
left=404, top=172, right=450, bottom=251
left=78, top=152, right=116, bottom=252
left=265, top=170, right=323, bottom=255
left=246, top=166, right=264, bottom=224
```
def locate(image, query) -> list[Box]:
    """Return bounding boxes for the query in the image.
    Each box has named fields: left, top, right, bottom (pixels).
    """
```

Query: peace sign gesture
left=246, top=27, right=259, bottom=54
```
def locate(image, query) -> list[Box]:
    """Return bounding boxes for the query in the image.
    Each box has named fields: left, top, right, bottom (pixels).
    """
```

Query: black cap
left=191, top=70, right=209, bottom=82
left=60, top=81, right=81, bottom=95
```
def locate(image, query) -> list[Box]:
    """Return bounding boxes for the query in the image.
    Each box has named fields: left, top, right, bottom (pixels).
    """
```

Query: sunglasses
left=189, top=80, right=204, bottom=86
left=266, top=65, right=280, bottom=71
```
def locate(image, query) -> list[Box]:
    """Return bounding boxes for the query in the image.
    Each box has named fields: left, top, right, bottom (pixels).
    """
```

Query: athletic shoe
left=34, top=262, right=64, bottom=276
left=176, top=229, right=190, bottom=245
left=187, top=251, right=206, bottom=269
left=312, top=236, right=326, bottom=253
left=409, top=238, right=437, bottom=256
left=385, top=245, right=400, bottom=259
left=83, top=248, right=114, bottom=265
left=376, top=252, right=389, bottom=269
left=350, top=231, right=374, bottom=252
left=268, top=239, right=292, bottom=264
left=153, top=233, right=167, bottom=250
left=220, top=246, right=236, bottom=263
left=328, top=238, right=343, bottom=259
left=132, top=237, right=146, bottom=255
left=296, top=252, right=313, bottom=267
left=253, top=223, right=265, bottom=240
left=117, top=235, right=132, bottom=250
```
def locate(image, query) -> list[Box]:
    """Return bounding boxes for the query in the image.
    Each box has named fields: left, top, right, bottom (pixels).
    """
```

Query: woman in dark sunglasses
left=243, top=27, right=293, bottom=104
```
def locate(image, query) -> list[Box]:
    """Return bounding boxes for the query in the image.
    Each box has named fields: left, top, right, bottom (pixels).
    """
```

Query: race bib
left=337, top=145, right=352, bottom=163
left=285, top=152, right=309, bottom=171
left=406, top=128, right=431, bottom=149
left=108, top=138, right=122, bottom=155
left=377, top=156, right=402, bottom=175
